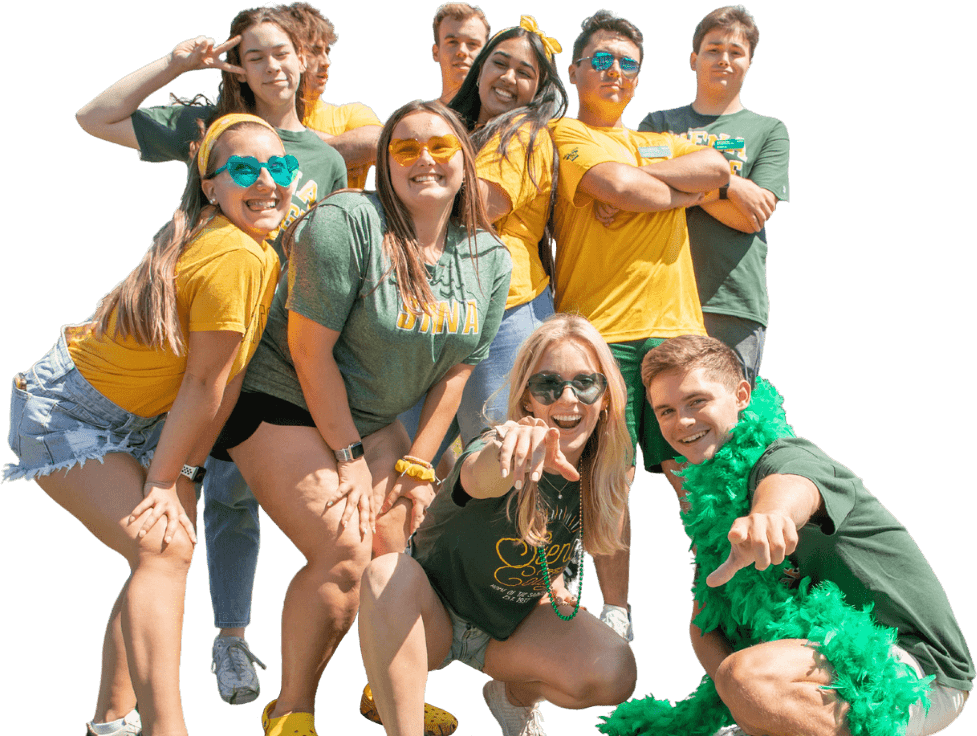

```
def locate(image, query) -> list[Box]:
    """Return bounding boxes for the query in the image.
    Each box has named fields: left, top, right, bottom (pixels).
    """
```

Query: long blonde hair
left=91, top=119, right=274, bottom=353
left=503, top=314, right=632, bottom=555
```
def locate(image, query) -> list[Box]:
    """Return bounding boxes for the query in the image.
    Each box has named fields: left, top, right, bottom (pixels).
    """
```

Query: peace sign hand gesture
left=170, top=36, right=244, bottom=76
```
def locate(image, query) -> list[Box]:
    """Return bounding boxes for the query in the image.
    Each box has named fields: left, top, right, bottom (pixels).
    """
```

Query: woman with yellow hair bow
left=398, top=15, right=568, bottom=466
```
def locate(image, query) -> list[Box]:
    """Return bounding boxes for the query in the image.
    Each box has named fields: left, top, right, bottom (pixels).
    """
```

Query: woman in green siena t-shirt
left=359, top=313, right=638, bottom=736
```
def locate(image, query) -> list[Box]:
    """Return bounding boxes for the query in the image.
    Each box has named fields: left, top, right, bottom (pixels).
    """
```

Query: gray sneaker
left=211, top=635, right=266, bottom=704
left=712, top=726, right=747, bottom=736
left=483, top=680, right=545, bottom=736
left=85, top=709, right=141, bottom=735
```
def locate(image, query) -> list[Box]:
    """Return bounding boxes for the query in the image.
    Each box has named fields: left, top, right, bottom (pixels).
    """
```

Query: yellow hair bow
left=520, top=15, right=562, bottom=58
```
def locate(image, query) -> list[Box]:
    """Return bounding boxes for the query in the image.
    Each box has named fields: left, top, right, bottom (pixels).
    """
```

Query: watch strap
left=180, top=464, right=206, bottom=483
left=335, top=441, right=365, bottom=463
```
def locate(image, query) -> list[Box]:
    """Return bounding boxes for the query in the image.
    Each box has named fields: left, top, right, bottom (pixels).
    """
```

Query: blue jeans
left=201, top=457, right=260, bottom=629
left=399, top=289, right=555, bottom=451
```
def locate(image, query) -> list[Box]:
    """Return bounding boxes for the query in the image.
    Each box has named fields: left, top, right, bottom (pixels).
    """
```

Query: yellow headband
left=197, top=113, right=278, bottom=178
left=519, top=15, right=562, bottom=58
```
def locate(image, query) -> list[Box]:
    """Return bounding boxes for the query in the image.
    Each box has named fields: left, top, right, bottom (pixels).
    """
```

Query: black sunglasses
left=526, top=372, right=608, bottom=405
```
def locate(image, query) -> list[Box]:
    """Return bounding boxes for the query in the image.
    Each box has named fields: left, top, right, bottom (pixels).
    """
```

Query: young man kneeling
left=635, top=335, right=972, bottom=736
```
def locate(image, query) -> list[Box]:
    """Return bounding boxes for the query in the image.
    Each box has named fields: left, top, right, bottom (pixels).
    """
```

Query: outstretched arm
left=76, top=36, right=243, bottom=149
left=706, top=473, right=823, bottom=587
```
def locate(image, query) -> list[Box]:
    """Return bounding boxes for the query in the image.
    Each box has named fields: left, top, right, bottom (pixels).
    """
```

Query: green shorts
left=609, top=337, right=679, bottom=472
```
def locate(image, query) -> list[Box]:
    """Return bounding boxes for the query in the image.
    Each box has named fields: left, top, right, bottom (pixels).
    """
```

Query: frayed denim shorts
left=4, top=330, right=164, bottom=482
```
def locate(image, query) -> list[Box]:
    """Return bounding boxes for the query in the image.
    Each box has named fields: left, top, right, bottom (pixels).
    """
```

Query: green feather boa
left=599, top=379, right=931, bottom=736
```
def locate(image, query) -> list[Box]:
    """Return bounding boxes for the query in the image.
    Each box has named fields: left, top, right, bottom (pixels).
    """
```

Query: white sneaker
left=712, top=725, right=747, bottom=736
left=212, top=635, right=266, bottom=704
left=86, top=709, right=141, bottom=735
left=482, top=680, right=545, bottom=736
left=599, top=604, right=634, bottom=642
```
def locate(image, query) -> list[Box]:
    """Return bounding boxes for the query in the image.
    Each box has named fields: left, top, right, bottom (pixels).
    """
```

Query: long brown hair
left=214, top=7, right=308, bottom=122
left=503, top=314, right=631, bottom=555
left=91, top=120, right=273, bottom=353
left=373, top=100, right=495, bottom=314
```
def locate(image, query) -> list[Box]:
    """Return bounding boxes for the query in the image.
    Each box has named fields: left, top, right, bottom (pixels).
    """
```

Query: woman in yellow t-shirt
left=400, top=16, right=568, bottom=457
left=4, top=115, right=290, bottom=736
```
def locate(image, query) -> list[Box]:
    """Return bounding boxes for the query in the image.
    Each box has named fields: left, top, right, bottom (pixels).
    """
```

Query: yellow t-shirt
left=303, top=100, right=382, bottom=189
left=551, top=118, right=707, bottom=343
left=475, top=123, right=553, bottom=310
left=67, top=216, right=280, bottom=417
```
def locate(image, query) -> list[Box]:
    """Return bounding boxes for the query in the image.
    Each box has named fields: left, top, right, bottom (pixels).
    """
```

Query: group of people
left=4, top=4, right=972, bottom=736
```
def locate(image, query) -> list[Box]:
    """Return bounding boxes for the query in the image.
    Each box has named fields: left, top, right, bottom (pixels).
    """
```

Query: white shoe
left=482, top=680, right=545, bottom=736
left=712, top=725, right=747, bottom=736
left=212, top=634, right=266, bottom=704
left=86, top=709, right=141, bottom=735
left=599, top=604, right=634, bottom=642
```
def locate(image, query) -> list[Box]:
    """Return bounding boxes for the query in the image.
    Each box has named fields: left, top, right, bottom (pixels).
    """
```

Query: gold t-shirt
left=475, top=123, right=553, bottom=310
left=303, top=100, right=382, bottom=189
left=551, top=118, right=707, bottom=342
left=68, top=216, right=280, bottom=417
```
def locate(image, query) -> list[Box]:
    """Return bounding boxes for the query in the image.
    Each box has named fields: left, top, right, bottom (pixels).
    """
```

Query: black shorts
left=211, top=391, right=316, bottom=461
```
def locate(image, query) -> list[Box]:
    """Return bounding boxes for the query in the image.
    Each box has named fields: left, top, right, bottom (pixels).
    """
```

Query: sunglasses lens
left=428, top=135, right=461, bottom=163
left=225, top=157, right=260, bottom=187
left=591, top=52, right=614, bottom=71
left=527, top=375, right=562, bottom=404
left=389, top=140, right=423, bottom=166
left=570, top=375, right=606, bottom=405
left=620, top=57, right=640, bottom=74
left=266, top=156, right=298, bottom=187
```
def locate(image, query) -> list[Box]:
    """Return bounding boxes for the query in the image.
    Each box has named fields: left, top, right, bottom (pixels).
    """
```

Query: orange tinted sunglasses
left=388, top=135, right=462, bottom=166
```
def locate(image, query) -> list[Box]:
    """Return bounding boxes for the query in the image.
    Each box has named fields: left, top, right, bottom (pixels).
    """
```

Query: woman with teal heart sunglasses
left=4, top=114, right=287, bottom=736
left=207, top=154, right=300, bottom=188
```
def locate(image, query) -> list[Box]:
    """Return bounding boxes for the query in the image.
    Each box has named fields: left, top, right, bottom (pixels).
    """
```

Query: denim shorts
left=435, top=602, right=492, bottom=672
left=4, top=331, right=164, bottom=482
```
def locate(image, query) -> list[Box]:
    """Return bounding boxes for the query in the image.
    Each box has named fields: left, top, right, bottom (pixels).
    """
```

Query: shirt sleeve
left=747, top=120, right=790, bottom=202
left=750, top=438, right=856, bottom=535
left=637, top=111, right=666, bottom=133
left=463, top=238, right=512, bottom=366
left=285, top=202, right=363, bottom=331
left=131, top=105, right=212, bottom=163
left=342, top=102, right=382, bottom=129
left=551, top=120, right=623, bottom=206
left=476, top=125, right=554, bottom=215
left=183, top=238, right=263, bottom=335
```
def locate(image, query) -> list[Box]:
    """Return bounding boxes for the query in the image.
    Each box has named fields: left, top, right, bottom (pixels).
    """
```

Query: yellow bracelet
left=394, top=458, right=437, bottom=482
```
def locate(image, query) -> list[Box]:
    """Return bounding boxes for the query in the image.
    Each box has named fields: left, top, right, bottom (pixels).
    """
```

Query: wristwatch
left=180, top=464, right=207, bottom=483
left=334, top=441, right=365, bottom=463
left=718, top=183, right=730, bottom=200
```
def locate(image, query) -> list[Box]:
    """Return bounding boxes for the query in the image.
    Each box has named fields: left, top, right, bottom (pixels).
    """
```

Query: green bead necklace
left=536, top=473, right=584, bottom=621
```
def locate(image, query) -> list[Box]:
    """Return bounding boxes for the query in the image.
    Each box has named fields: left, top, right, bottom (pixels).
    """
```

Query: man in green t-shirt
left=639, top=6, right=789, bottom=386
left=638, top=335, right=973, bottom=736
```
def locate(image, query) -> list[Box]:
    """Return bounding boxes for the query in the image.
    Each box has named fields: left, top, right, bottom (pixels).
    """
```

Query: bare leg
left=594, top=508, right=630, bottom=608
left=94, top=585, right=137, bottom=723
left=38, top=453, right=196, bottom=736
left=230, top=421, right=408, bottom=718
left=714, top=639, right=850, bottom=736
left=660, top=458, right=689, bottom=510
left=359, top=553, right=453, bottom=736
left=483, top=598, right=636, bottom=710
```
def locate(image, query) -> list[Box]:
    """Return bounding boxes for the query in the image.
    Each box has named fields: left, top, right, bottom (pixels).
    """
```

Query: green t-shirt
left=412, top=436, right=582, bottom=640
left=639, top=107, right=789, bottom=326
left=242, top=192, right=512, bottom=436
left=131, top=104, right=347, bottom=261
left=749, top=438, right=974, bottom=690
